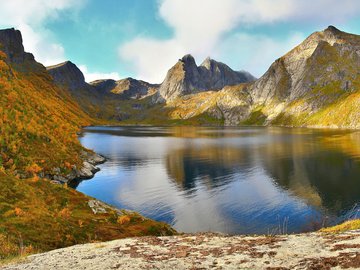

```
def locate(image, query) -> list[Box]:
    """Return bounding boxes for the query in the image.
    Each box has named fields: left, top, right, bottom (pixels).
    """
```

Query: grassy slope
left=321, top=219, right=360, bottom=233
left=0, top=49, right=92, bottom=176
left=0, top=46, right=175, bottom=261
left=0, top=172, right=174, bottom=261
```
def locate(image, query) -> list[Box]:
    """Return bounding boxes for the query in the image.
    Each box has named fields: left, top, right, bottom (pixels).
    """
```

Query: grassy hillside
left=0, top=172, right=175, bottom=261
left=0, top=33, right=175, bottom=262
left=0, top=49, right=92, bottom=177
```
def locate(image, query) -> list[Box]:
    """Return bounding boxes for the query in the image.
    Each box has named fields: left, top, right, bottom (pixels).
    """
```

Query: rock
left=90, top=78, right=159, bottom=100
left=88, top=200, right=107, bottom=214
left=5, top=230, right=360, bottom=270
left=53, top=175, right=68, bottom=183
left=85, top=153, right=106, bottom=166
left=0, top=28, right=35, bottom=64
left=47, top=61, right=88, bottom=92
left=155, top=54, right=255, bottom=102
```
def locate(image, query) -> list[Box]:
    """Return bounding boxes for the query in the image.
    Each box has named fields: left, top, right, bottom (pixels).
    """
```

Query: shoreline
left=85, top=123, right=360, bottom=132
left=49, top=150, right=107, bottom=186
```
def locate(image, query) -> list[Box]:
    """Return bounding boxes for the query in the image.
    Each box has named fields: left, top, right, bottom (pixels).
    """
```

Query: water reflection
left=75, top=126, right=360, bottom=234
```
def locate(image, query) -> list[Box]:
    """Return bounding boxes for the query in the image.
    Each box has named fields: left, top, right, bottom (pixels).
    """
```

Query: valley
left=1, top=24, right=360, bottom=268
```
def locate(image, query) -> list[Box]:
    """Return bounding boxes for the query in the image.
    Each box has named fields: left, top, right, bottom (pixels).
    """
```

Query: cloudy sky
left=0, top=0, right=359, bottom=83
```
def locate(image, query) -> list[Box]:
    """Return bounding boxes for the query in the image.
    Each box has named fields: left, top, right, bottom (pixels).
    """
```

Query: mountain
left=90, top=77, right=159, bottom=99
left=47, top=61, right=105, bottom=115
left=0, top=28, right=34, bottom=64
left=44, top=26, right=360, bottom=128
left=244, top=25, right=360, bottom=128
left=155, top=54, right=255, bottom=102
left=48, top=62, right=157, bottom=101
left=47, top=62, right=158, bottom=119
left=47, top=61, right=89, bottom=93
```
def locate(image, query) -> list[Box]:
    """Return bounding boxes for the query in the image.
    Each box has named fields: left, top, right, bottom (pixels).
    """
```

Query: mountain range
left=39, top=25, right=360, bottom=128
left=0, top=24, right=359, bottom=188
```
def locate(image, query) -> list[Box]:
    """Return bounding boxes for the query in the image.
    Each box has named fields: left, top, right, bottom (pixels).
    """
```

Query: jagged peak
left=89, top=79, right=116, bottom=85
left=47, top=61, right=76, bottom=70
left=0, top=27, right=20, bottom=36
left=0, top=27, right=28, bottom=61
left=324, top=25, right=341, bottom=34
left=200, top=56, right=214, bottom=69
left=180, top=54, right=196, bottom=64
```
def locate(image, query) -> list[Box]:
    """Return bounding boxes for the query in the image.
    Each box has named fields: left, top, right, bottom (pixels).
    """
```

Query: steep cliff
left=156, top=54, right=255, bottom=102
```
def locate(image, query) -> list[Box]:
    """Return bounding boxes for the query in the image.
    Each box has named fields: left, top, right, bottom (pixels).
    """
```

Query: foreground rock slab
left=3, top=230, right=360, bottom=270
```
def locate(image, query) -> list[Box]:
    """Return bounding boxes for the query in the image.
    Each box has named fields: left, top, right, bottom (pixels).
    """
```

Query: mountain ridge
left=43, top=25, right=360, bottom=128
left=155, top=54, right=256, bottom=102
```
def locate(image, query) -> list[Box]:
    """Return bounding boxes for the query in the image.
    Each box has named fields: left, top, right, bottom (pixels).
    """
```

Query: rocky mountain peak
left=249, top=25, right=360, bottom=106
left=156, top=55, right=255, bottom=102
left=200, top=57, right=212, bottom=69
left=180, top=54, right=196, bottom=64
left=47, top=61, right=87, bottom=91
left=0, top=28, right=35, bottom=64
left=324, top=25, right=341, bottom=34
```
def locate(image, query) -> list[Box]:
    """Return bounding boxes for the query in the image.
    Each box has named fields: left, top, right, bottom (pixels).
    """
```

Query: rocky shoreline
left=50, top=150, right=106, bottom=185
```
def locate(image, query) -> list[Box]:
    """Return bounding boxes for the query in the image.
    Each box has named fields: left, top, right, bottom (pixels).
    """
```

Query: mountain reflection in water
left=74, top=126, right=360, bottom=234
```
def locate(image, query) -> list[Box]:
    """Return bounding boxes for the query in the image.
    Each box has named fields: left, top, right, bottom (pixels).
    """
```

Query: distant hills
left=41, top=25, right=360, bottom=128
left=2, top=25, right=359, bottom=129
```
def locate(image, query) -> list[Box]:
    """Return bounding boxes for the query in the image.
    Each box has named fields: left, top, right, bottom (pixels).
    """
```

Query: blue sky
left=0, top=0, right=359, bottom=83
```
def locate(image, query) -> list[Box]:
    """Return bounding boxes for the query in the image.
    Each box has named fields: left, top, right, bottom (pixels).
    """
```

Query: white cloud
left=0, top=0, right=85, bottom=66
left=119, top=0, right=360, bottom=83
left=120, top=38, right=185, bottom=83
left=79, top=65, right=121, bottom=83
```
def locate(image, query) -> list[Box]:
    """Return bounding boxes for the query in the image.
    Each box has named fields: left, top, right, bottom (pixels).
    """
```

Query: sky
left=0, top=0, right=359, bottom=83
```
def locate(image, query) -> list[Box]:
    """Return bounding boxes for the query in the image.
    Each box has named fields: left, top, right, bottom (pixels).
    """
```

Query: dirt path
left=2, top=230, right=360, bottom=270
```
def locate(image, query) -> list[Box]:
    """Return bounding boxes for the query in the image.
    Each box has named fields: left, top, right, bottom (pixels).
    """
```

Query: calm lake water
left=75, top=126, right=360, bottom=234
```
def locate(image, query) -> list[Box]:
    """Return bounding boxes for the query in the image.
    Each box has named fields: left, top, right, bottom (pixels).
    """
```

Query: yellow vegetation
left=321, top=219, right=360, bottom=233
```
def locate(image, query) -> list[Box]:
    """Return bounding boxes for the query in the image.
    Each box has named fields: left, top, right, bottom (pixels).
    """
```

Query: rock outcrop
left=90, top=77, right=159, bottom=99
left=4, top=230, right=360, bottom=270
left=50, top=151, right=106, bottom=185
left=47, top=61, right=89, bottom=92
left=156, top=54, right=255, bottom=102
left=0, top=28, right=35, bottom=64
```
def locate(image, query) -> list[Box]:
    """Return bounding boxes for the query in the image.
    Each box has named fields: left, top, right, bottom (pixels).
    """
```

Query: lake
left=74, top=126, right=360, bottom=234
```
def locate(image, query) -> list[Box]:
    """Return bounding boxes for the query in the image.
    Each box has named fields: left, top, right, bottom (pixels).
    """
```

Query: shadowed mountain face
left=47, top=61, right=106, bottom=116
left=47, top=61, right=88, bottom=93
left=47, top=62, right=158, bottom=101
left=0, top=28, right=34, bottom=64
left=46, top=63, right=158, bottom=119
left=155, top=54, right=256, bottom=102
